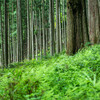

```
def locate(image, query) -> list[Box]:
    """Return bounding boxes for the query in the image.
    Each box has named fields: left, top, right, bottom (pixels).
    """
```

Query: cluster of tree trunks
left=1, top=0, right=61, bottom=67
left=66, top=0, right=100, bottom=55
left=0, top=0, right=100, bottom=67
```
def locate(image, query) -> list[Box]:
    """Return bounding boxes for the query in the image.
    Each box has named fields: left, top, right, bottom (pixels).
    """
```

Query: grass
left=0, top=45, right=100, bottom=100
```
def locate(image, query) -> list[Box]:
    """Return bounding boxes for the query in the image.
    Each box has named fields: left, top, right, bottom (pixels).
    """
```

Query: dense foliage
left=0, top=45, right=100, bottom=100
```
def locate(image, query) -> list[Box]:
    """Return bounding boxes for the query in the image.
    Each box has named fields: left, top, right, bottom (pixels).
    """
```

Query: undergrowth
left=0, top=45, right=100, bottom=100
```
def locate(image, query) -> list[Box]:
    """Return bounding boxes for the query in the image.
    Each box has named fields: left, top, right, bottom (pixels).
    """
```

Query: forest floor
left=0, top=45, right=100, bottom=100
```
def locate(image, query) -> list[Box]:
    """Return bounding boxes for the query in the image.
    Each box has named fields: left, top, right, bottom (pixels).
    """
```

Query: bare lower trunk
left=66, top=0, right=74, bottom=55
left=88, top=0, right=100, bottom=44
left=66, top=0, right=88, bottom=55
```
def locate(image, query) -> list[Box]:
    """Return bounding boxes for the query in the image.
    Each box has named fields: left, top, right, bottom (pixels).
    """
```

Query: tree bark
left=56, top=0, right=60, bottom=53
left=31, top=1, right=35, bottom=59
left=35, top=15, right=38, bottom=60
left=63, top=0, right=67, bottom=50
left=59, top=1, right=62, bottom=52
left=12, top=2, right=15, bottom=62
left=88, top=0, right=100, bottom=44
left=66, top=0, right=74, bottom=55
left=39, top=10, right=42, bottom=59
left=66, top=0, right=88, bottom=55
left=17, top=0, right=22, bottom=62
left=0, top=1, right=4, bottom=67
left=42, top=0, right=46, bottom=56
left=27, top=0, right=30, bottom=60
left=4, top=0, right=8, bottom=67
left=8, top=12, right=11, bottom=64
left=49, top=0, right=54, bottom=56
left=82, top=0, right=89, bottom=44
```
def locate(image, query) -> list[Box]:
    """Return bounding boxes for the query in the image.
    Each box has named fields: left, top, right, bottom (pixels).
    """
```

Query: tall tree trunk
left=66, top=0, right=74, bottom=55
left=12, top=2, right=15, bottom=62
left=49, top=0, right=54, bottom=56
left=17, top=0, right=22, bottom=62
left=35, top=15, right=38, bottom=60
left=56, top=0, right=60, bottom=53
left=42, top=0, right=46, bottom=56
left=8, top=12, right=11, bottom=64
left=27, top=0, right=30, bottom=60
left=4, top=0, right=8, bottom=67
left=88, top=0, right=100, bottom=44
left=62, top=0, right=64, bottom=47
left=30, top=13, right=32, bottom=60
left=35, top=33, right=38, bottom=60
left=82, top=0, right=89, bottom=44
left=63, top=0, right=67, bottom=50
left=66, top=0, right=88, bottom=55
left=75, top=7, right=83, bottom=52
left=46, top=28, right=48, bottom=51
left=1, top=15, right=5, bottom=66
left=39, top=10, right=42, bottom=59
left=0, top=1, right=4, bottom=66
left=59, top=1, right=62, bottom=52
left=21, top=0, right=27, bottom=60
left=31, top=1, right=35, bottom=59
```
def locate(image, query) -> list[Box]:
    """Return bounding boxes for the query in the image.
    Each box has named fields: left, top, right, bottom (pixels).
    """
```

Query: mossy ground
left=0, top=45, right=100, bottom=100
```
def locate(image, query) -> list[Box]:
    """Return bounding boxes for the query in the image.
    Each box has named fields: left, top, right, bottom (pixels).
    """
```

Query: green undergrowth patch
left=0, top=45, right=100, bottom=100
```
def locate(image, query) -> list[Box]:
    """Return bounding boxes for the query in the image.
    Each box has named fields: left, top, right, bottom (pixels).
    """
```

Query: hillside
left=0, top=45, right=100, bottom=100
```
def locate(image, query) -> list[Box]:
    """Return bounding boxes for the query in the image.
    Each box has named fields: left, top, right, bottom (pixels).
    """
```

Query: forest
left=0, top=0, right=100, bottom=99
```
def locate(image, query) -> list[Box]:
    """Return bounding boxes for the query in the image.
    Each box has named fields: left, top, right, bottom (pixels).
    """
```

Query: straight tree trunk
left=35, top=15, right=38, bottom=60
left=27, top=0, right=30, bottom=60
left=46, top=28, right=48, bottom=51
left=0, top=1, right=4, bottom=66
left=30, top=12, right=32, bottom=60
left=59, top=1, right=62, bottom=52
left=82, top=0, right=89, bottom=44
left=66, top=0, right=87, bottom=54
left=1, top=21, right=4, bottom=66
left=35, top=34, right=38, bottom=60
left=49, top=0, right=54, bottom=56
left=63, top=0, right=67, bottom=50
left=31, top=1, right=35, bottom=59
left=88, top=0, right=100, bottom=44
left=17, top=0, right=22, bottom=62
left=56, top=0, right=60, bottom=53
left=62, top=0, right=64, bottom=46
left=42, top=0, right=46, bottom=56
left=4, top=0, right=8, bottom=67
left=8, top=12, right=11, bottom=64
left=39, top=10, right=42, bottom=59
left=12, top=2, right=15, bottom=62
left=52, top=0, right=55, bottom=54
left=75, top=7, right=83, bottom=52
left=66, top=0, right=74, bottom=55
